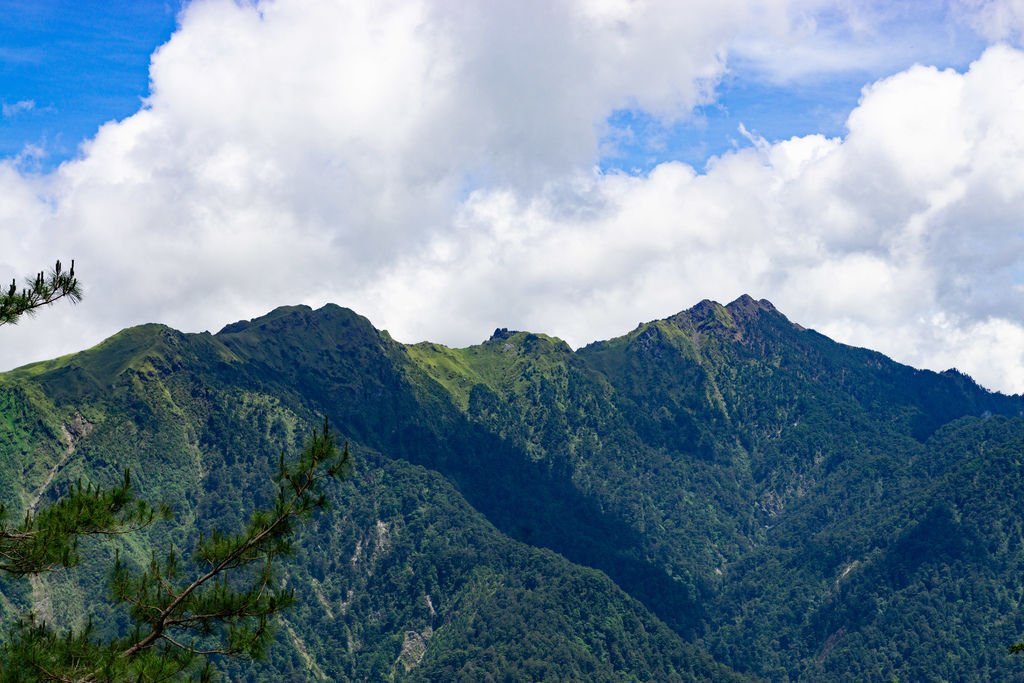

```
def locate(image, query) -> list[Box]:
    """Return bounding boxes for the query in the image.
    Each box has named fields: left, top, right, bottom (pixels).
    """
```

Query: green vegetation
left=0, top=265, right=351, bottom=681
left=0, top=260, right=81, bottom=327
left=0, top=409, right=348, bottom=681
left=3, top=295, right=1024, bottom=679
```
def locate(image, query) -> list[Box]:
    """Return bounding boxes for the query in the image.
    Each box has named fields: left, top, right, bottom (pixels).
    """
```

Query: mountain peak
left=489, top=327, right=518, bottom=341
left=216, top=303, right=366, bottom=336
left=723, top=295, right=804, bottom=331
left=648, top=295, right=800, bottom=347
left=217, top=305, right=313, bottom=334
left=481, top=329, right=572, bottom=355
left=672, top=295, right=780, bottom=325
left=725, top=294, right=778, bottom=314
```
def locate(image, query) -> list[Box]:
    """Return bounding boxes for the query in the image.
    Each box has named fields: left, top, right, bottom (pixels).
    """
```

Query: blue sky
left=3, top=0, right=1024, bottom=394
left=0, top=1, right=183, bottom=165
left=599, top=2, right=993, bottom=173
left=601, top=79, right=866, bottom=173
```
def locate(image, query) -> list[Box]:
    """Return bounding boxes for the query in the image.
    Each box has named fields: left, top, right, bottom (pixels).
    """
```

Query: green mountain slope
left=405, top=295, right=1024, bottom=679
left=3, top=295, right=1024, bottom=680
left=0, top=308, right=743, bottom=681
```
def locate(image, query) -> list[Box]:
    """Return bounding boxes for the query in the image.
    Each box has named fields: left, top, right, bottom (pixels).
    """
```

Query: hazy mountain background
left=2, top=296, right=1023, bottom=681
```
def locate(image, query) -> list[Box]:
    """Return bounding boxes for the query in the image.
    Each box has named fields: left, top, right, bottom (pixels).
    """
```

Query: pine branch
left=118, top=422, right=347, bottom=659
left=0, top=419, right=350, bottom=681
left=0, top=470, right=165, bottom=575
left=0, top=260, right=82, bottom=327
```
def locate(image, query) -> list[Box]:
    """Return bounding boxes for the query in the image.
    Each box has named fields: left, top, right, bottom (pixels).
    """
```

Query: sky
left=2, top=1, right=1024, bottom=394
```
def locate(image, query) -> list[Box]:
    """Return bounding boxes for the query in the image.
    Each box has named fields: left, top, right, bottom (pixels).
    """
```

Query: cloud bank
left=2, top=0, right=1024, bottom=393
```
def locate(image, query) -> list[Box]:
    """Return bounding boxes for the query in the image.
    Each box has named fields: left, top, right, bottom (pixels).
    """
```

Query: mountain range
left=2, top=295, right=1023, bottom=681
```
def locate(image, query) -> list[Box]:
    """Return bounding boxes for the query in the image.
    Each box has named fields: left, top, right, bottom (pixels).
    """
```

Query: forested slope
left=2, top=295, right=1023, bottom=680
left=0, top=309, right=741, bottom=681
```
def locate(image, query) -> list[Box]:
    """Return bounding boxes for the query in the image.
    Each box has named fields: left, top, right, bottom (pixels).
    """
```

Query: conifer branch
left=0, top=260, right=82, bottom=327
left=0, top=471, right=164, bottom=575
left=0, top=419, right=350, bottom=681
left=116, top=419, right=348, bottom=664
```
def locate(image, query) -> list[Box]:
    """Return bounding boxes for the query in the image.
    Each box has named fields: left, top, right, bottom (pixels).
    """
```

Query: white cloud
left=2, top=1, right=1024, bottom=395
left=367, top=45, right=1024, bottom=393
left=957, top=0, right=1024, bottom=42
left=2, top=100, right=34, bottom=118
left=1, top=0, right=791, bottom=362
left=733, top=1, right=987, bottom=82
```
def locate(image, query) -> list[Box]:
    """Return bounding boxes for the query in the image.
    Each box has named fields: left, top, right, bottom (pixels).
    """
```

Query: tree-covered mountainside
left=2, top=295, right=1023, bottom=680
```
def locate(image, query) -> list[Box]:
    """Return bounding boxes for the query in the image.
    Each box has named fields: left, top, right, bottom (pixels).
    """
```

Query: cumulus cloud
left=368, top=45, right=1024, bottom=392
left=2, top=0, right=1024, bottom=394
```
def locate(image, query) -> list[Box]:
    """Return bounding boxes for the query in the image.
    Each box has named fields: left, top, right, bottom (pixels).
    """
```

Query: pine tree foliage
left=0, top=471, right=164, bottom=575
left=0, top=262, right=150, bottom=582
left=0, top=260, right=81, bottom=327
left=0, top=420, right=349, bottom=682
left=0, top=265, right=151, bottom=580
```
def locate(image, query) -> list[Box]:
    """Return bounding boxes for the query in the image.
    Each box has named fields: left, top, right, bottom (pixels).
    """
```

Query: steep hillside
left=0, top=308, right=742, bottom=681
left=3, top=296, right=1024, bottom=680
left=408, top=295, right=1024, bottom=679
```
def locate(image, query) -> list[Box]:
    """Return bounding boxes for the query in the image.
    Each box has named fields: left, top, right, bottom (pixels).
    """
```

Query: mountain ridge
left=20, top=295, right=1012, bottom=403
left=3, top=297, right=1024, bottom=679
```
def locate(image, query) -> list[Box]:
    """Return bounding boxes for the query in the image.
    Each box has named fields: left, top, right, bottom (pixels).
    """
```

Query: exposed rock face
left=395, top=627, right=432, bottom=672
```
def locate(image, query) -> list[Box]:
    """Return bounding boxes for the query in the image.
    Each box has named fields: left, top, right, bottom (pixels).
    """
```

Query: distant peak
left=489, top=327, right=517, bottom=341
left=690, top=299, right=722, bottom=313
left=216, top=303, right=366, bottom=336
left=655, top=295, right=796, bottom=342
left=268, top=304, right=315, bottom=315
left=218, top=305, right=311, bottom=334
left=726, top=294, right=777, bottom=313
left=480, top=328, right=571, bottom=354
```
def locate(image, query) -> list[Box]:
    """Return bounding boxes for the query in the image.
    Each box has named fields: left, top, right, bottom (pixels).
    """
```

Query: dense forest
left=2, top=295, right=1023, bottom=680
